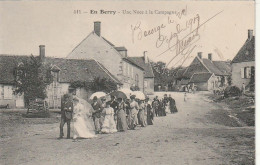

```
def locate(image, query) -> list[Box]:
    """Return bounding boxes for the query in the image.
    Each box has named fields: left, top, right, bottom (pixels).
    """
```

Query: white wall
left=231, top=61, right=254, bottom=88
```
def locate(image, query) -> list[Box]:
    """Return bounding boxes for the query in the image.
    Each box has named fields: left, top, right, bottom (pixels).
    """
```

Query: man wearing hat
left=152, top=96, right=159, bottom=117
left=110, top=96, right=119, bottom=124
left=91, top=96, right=102, bottom=133
left=145, top=97, right=153, bottom=125
left=59, top=93, right=73, bottom=139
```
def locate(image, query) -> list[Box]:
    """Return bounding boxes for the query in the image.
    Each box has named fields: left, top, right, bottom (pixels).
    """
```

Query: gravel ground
left=0, top=92, right=255, bottom=165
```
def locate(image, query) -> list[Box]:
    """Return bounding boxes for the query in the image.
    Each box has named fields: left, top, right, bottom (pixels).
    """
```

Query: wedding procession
left=59, top=90, right=178, bottom=140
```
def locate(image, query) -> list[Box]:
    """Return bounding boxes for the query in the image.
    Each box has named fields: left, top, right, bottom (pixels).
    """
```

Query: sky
left=0, top=1, right=255, bottom=68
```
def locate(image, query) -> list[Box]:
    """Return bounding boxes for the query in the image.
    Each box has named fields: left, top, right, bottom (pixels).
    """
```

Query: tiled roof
left=0, top=55, right=29, bottom=84
left=202, top=59, right=225, bottom=76
left=124, top=57, right=154, bottom=78
left=182, top=57, right=209, bottom=78
left=212, top=61, right=231, bottom=75
left=180, top=79, right=189, bottom=85
left=189, top=72, right=213, bottom=83
left=182, top=56, right=231, bottom=79
left=232, top=37, right=255, bottom=63
left=175, top=68, right=187, bottom=79
left=0, top=55, right=121, bottom=84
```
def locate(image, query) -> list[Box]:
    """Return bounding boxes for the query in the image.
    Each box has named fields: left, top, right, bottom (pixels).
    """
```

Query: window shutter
left=241, top=68, right=245, bottom=78
left=247, top=67, right=251, bottom=79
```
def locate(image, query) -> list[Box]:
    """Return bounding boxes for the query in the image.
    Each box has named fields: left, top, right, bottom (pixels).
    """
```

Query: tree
left=90, top=77, right=117, bottom=93
left=69, top=77, right=118, bottom=94
left=14, top=55, right=53, bottom=107
left=151, top=61, right=178, bottom=90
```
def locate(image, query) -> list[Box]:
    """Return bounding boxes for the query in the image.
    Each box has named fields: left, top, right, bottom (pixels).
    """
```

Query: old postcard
left=0, top=1, right=256, bottom=165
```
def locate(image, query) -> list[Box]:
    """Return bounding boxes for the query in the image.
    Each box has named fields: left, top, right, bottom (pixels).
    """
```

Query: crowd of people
left=58, top=93, right=178, bottom=140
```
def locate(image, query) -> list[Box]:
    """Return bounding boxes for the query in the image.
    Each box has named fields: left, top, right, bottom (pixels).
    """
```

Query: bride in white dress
left=72, top=96, right=97, bottom=139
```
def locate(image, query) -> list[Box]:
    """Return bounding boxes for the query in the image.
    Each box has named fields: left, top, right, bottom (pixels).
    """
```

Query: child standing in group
left=101, top=101, right=117, bottom=134
left=184, top=93, right=187, bottom=102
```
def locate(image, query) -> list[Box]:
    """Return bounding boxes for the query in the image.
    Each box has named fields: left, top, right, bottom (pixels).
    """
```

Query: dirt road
left=0, top=92, right=255, bottom=165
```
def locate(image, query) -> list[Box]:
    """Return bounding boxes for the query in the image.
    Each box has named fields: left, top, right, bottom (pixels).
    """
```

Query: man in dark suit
left=59, top=94, right=73, bottom=139
left=110, top=96, right=119, bottom=124
left=152, top=96, right=159, bottom=117
left=91, top=96, right=102, bottom=134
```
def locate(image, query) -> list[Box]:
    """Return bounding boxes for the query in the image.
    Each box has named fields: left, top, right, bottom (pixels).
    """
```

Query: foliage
left=69, top=77, right=117, bottom=93
left=224, top=86, right=241, bottom=98
left=14, top=55, right=53, bottom=106
left=220, top=76, right=225, bottom=87
left=248, top=67, right=255, bottom=91
left=70, top=81, right=91, bottom=89
left=151, top=61, right=184, bottom=90
left=90, top=77, right=117, bottom=93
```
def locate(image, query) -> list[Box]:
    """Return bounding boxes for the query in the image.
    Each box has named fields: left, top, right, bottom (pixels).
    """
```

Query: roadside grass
left=206, top=93, right=255, bottom=126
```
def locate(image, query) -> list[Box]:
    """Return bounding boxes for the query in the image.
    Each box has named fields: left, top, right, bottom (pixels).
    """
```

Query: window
left=4, top=86, right=13, bottom=99
left=128, top=64, right=130, bottom=77
left=52, top=71, right=59, bottom=82
left=135, top=74, right=139, bottom=87
left=241, top=67, right=252, bottom=79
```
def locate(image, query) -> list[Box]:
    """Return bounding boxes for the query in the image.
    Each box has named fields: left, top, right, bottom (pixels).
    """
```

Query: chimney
left=94, top=21, right=101, bottom=37
left=197, top=52, right=202, bottom=59
left=248, top=29, right=253, bottom=40
left=144, top=51, right=149, bottom=63
left=208, top=53, right=212, bottom=61
left=39, top=45, right=45, bottom=60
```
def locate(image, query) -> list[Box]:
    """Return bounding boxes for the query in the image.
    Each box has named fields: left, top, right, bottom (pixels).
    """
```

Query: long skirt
left=116, top=110, right=128, bottom=132
left=73, top=116, right=97, bottom=139
left=170, top=105, right=178, bottom=113
left=147, top=111, right=153, bottom=125
left=129, top=109, right=138, bottom=129
left=137, top=110, right=146, bottom=127
left=101, top=115, right=117, bottom=134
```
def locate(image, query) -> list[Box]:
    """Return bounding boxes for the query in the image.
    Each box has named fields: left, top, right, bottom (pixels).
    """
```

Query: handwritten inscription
left=131, top=9, right=223, bottom=68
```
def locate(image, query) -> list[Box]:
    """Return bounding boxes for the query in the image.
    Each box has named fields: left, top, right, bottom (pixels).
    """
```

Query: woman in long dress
left=116, top=98, right=128, bottom=132
left=72, top=97, right=97, bottom=139
left=137, top=100, right=146, bottom=127
left=129, top=95, right=139, bottom=130
left=145, top=98, right=153, bottom=125
left=101, top=101, right=117, bottom=134
left=100, top=97, right=107, bottom=128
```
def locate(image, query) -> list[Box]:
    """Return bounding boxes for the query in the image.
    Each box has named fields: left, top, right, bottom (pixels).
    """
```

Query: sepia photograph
left=0, top=1, right=256, bottom=164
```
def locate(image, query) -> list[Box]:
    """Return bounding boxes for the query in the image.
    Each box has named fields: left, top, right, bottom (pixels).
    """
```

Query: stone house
left=0, top=45, right=121, bottom=108
left=67, top=21, right=154, bottom=93
left=177, top=52, right=231, bottom=91
left=123, top=53, right=154, bottom=94
left=189, top=72, right=216, bottom=91
left=231, top=30, right=255, bottom=90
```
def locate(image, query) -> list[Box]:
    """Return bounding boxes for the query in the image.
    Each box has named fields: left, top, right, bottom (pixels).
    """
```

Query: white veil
left=73, top=96, right=94, bottom=117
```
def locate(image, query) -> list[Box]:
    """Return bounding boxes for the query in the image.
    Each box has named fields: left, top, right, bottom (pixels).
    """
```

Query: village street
left=0, top=92, right=254, bottom=165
